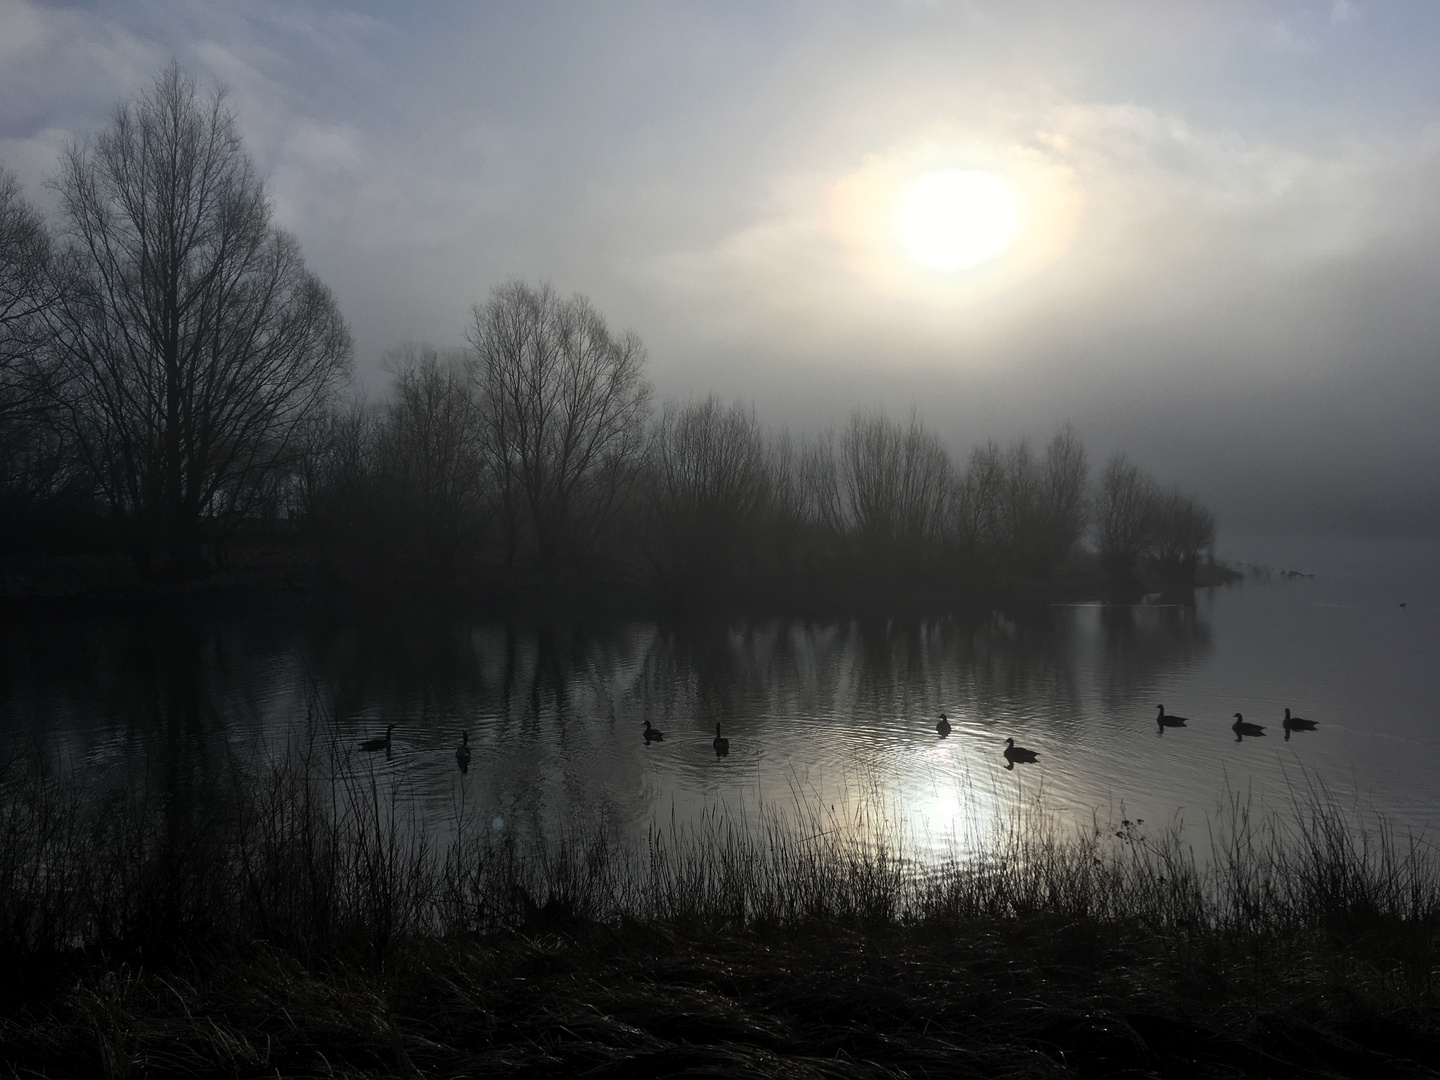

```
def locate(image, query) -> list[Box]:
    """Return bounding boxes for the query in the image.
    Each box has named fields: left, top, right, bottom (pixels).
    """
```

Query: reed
left=1, top=730, right=1438, bottom=1077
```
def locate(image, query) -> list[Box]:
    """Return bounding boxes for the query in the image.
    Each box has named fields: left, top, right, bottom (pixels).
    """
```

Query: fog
left=3, top=1, right=1439, bottom=542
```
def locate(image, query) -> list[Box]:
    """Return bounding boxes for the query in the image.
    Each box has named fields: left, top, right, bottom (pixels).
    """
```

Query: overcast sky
left=3, top=1, right=1439, bottom=542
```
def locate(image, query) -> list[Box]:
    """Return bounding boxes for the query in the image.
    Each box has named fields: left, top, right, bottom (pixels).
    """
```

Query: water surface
left=5, top=545, right=1439, bottom=860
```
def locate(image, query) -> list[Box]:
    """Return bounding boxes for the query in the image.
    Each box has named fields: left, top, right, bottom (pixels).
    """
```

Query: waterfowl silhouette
left=1231, top=713, right=1265, bottom=741
left=1003, top=737, right=1039, bottom=769
left=359, top=724, right=394, bottom=753
left=1282, top=708, right=1318, bottom=740
left=456, top=731, right=471, bottom=770
left=713, top=723, right=730, bottom=758
left=1155, top=704, right=1188, bottom=733
left=936, top=713, right=952, bottom=737
left=643, top=720, right=665, bottom=743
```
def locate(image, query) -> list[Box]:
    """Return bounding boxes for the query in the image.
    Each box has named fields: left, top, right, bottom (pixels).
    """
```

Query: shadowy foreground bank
left=0, top=741, right=1434, bottom=1078
left=8, top=913, right=1438, bottom=1079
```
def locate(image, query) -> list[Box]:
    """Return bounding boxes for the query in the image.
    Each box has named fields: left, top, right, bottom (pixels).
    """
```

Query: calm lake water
left=4, top=536, right=1439, bottom=861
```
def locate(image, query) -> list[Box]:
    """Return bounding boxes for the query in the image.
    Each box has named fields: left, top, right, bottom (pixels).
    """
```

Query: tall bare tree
left=1037, top=424, right=1090, bottom=569
left=1094, top=453, right=1157, bottom=584
left=952, top=440, right=1007, bottom=576
left=643, top=396, right=769, bottom=591
left=467, top=280, right=649, bottom=571
left=0, top=168, right=71, bottom=544
left=947, top=426, right=1088, bottom=583
left=376, top=344, right=485, bottom=573
left=839, top=410, right=952, bottom=573
left=294, top=395, right=378, bottom=551
left=1149, top=488, right=1217, bottom=584
left=0, top=168, right=57, bottom=416
left=48, top=63, right=351, bottom=578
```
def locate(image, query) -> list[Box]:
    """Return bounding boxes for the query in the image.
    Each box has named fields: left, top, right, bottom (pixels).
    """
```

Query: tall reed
left=1, top=722, right=1436, bottom=977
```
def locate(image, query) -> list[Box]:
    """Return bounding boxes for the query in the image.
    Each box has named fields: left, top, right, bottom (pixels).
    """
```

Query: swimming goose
left=359, top=724, right=394, bottom=752
left=1282, top=708, right=1318, bottom=740
left=643, top=720, right=665, bottom=743
left=1155, top=704, right=1188, bottom=728
left=713, top=723, right=730, bottom=758
left=1003, top=737, right=1039, bottom=769
left=456, top=731, right=471, bottom=769
left=1231, top=713, right=1265, bottom=740
left=936, top=713, right=952, bottom=737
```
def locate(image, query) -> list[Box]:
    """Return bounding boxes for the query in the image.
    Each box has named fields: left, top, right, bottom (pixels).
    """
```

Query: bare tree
left=0, top=168, right=74, bottom=547
left=467, top=280, right=649, bottom=571
left=839, top=410, right=952, bottom=573
left=643, top=395, right=769, bottom=591
left=951, top=440, right=1006, bottom=576
left=1094, top=454, right=1157, bottom=585
left=294, top=395, right=378, bottom=549
left=988, top=426, right=1090, bottom=579
left=375, top=344, right=485, bottom=573
left=996, top=440, right=1042, bottom=576
left=0, top=168, right=58, bottom=417
left=1037, top=424, right=1090, bottom=569
left=48, top=63, right=351, bottom=578
left=757, top=430, right=825, bottom=581
left=1149, top=488, right=1217, bottom=584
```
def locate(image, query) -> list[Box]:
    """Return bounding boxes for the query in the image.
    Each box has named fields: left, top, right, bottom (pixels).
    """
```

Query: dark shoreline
left=0, top=545, right=1243, bottom=620
left=4, top=910, right=1436, bottom=1079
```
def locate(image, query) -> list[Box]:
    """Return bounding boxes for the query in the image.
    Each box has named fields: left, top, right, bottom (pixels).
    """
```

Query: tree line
left=0, top=64, right=1216, bottom=603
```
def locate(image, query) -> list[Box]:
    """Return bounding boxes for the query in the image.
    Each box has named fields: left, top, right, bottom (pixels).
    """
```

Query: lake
left=4, top=536, right=1439, bottom=862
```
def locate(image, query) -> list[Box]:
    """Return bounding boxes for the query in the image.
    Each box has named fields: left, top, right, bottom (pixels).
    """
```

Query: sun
left=895, top=169, right=1019, bottom=273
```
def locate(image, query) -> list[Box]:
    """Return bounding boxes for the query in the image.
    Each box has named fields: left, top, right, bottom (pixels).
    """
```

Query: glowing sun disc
left=895, top=169, right=1019, bottom=272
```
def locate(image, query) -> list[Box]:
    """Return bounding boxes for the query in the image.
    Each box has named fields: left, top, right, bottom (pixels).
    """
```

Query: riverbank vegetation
left=0, top=65, right=1228, bottom=610
left=0, top=726, right=1437, bottom=1077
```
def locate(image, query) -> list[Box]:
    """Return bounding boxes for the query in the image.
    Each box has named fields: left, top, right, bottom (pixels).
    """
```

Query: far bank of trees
left=286, top=293, right=1217, bottom=603
left=0, top=63, right=1218, bottom=603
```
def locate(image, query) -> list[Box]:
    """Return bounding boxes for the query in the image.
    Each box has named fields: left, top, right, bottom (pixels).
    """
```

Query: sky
left=2, top=1, right=1439, bottom=543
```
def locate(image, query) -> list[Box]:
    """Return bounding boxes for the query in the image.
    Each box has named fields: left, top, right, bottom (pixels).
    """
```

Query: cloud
left=648, top=90, right=1431, bottom=383
left=0, top=0, right=43, bottom=59
left=1330, top=0, right=1361, bottom=27
left=5, top=2, right=1440, bottom=534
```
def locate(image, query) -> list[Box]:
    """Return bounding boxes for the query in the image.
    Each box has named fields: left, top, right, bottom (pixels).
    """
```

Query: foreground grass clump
left=1, top=739, right=1439, bottom=1078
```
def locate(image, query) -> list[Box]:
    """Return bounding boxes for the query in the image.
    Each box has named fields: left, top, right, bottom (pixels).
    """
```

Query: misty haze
left=3, top=6, right=1440, bottom=1078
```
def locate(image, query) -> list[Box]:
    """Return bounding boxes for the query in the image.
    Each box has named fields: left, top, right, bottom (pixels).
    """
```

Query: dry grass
left=1, top=727, right=1439, bottom=1078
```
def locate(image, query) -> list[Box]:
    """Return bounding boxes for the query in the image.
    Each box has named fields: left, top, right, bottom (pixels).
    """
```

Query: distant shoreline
left=0, top=545, right=1243, bottom=617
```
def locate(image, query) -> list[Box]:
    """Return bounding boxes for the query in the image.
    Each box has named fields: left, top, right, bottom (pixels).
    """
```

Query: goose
left=1155, top=704, right=1188, bottom=728
left=1231, top=713, right=1265, bottom=740
left=1003, top=737, right=1039, bottom=769
left=936, top=713, right=952, bottom=737
left=359, top=724, right=394, bottom=752
left=643, top=720, right=665, bottom=743
left=456, top=731, right=471, bottom=769
left=713, top=723, right=730, bottom=758
left=1282, top=708, right=1318, bottom=740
